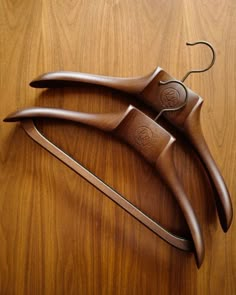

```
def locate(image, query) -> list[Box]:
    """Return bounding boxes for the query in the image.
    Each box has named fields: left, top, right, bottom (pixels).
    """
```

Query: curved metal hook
left=154, top=80, right=188, bottom=121
left=181, top=41, right=216, bottom=82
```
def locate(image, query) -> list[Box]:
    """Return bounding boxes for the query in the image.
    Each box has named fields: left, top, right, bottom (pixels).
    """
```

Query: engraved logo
left=135, top=127, right=153, bottom=146
left=160, top=87, right=180, bottom=108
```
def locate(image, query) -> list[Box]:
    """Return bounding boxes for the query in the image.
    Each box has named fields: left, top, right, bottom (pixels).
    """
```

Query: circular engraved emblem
left=135, top=126, right=153, bottom=146
left=160, top=87, right=180, bottom=108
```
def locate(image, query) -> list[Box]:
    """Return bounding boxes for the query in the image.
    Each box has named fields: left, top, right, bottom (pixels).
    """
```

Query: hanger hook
left=154, top=80, right=188, bottom=121
left=181, top=41, right=216, bottom=82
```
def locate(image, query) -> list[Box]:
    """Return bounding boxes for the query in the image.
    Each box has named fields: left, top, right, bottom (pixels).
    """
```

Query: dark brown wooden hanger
left=29, top=41, right=233, bottom=232
left=4, top=105, right=204, bottom=267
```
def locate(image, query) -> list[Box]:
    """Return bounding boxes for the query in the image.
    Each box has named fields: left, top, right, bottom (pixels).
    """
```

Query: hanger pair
left=4, top=41, right=233, bottom=268
left=29, top=41, right=233, bottom=231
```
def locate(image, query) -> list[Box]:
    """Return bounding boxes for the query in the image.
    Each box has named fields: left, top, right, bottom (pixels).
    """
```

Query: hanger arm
left=29, top=67, right=162, bottom=94
left=4, top=106, right=139, bottom=132
left=184, top=100, right=233, bottom=231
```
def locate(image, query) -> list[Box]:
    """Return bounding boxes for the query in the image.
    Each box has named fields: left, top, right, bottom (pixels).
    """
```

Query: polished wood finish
left=4, top=106, right=205, bottom=266
left=31, top=68, right=233, bottom=232
left=0, top=0, right=235, bottom=294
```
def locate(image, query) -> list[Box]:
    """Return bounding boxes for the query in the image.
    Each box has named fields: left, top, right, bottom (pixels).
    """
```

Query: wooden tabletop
left=0, top=0, right=235, bottom=294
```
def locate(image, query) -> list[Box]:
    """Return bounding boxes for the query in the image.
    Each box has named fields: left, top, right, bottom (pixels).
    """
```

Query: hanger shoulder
left=155, top=138, right=204, bottom=267
left=184, top=99, right=233, bottom=231
left=29, top=67, right=162, bottom=94
left=3, top=105, right=136, bottom=132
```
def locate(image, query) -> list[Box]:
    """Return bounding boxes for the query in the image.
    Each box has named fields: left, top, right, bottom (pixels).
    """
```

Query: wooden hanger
left=29, top=41, right=233, bottom=232
left=4, top=104, right=204, bottom=267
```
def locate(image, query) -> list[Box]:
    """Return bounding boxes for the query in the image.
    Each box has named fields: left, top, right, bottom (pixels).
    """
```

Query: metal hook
left=154, top=80, right=188, bottom=121
left=181, top=41, right=216, bottom=82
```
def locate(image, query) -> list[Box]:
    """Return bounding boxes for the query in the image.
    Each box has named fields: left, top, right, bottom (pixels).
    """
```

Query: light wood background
left=0, top=0, right=235, bottom=294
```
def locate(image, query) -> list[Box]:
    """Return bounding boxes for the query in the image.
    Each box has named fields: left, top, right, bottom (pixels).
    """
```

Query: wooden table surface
left=1, top=0, right=235, bottom=294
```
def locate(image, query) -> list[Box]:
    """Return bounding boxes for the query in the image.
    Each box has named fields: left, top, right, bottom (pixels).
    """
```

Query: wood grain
left=0, top=0, right=235, bottom=294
